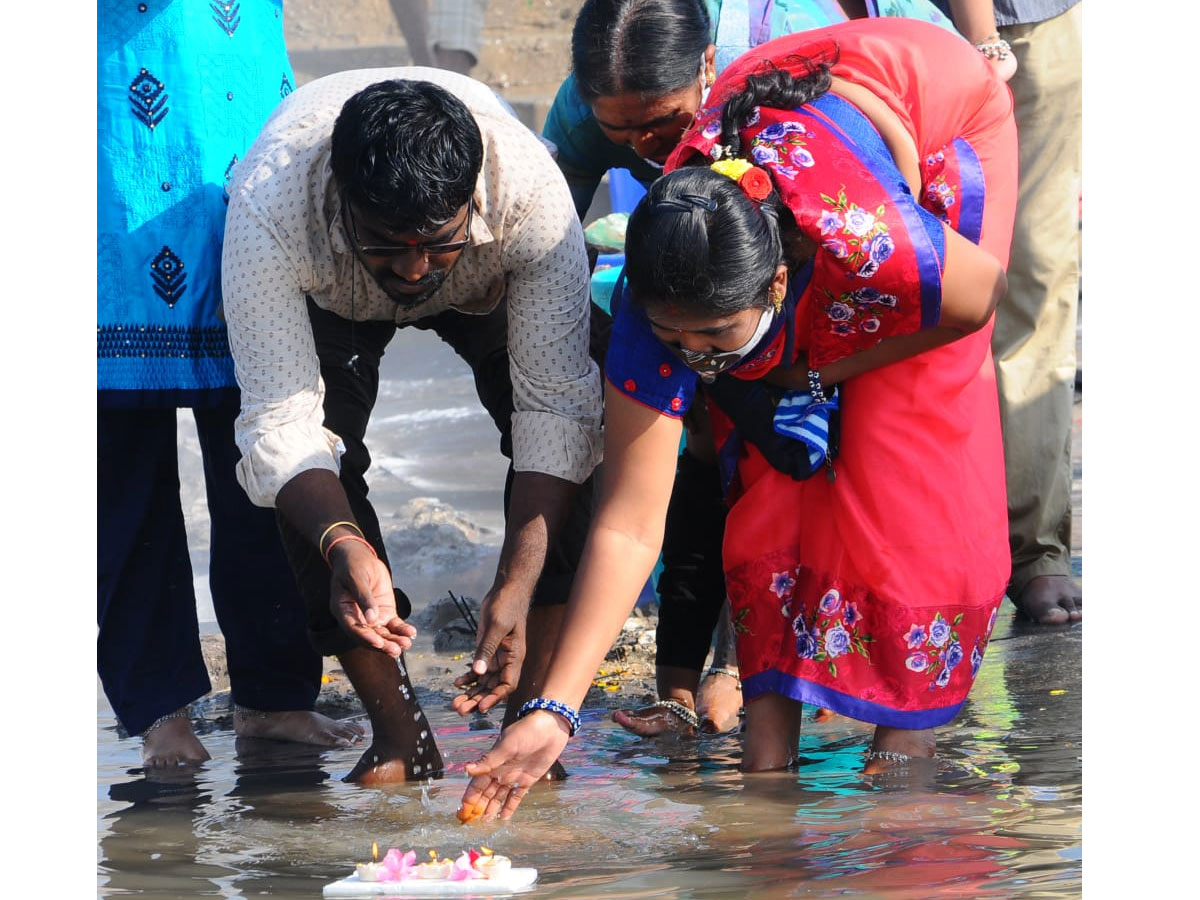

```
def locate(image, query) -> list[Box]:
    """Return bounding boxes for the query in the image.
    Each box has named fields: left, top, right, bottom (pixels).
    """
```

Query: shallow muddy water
left=113, top=311, right=1084, bottom=900
left=98, top=613, right=1081, bottom=899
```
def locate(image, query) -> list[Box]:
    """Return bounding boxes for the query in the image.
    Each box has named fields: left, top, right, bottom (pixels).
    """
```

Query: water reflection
left=98, top=615, right=1081, bottom=899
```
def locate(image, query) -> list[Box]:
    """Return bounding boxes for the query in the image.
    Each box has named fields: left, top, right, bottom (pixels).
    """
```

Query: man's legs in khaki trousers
left=993, top=4, right=1083, bottom=624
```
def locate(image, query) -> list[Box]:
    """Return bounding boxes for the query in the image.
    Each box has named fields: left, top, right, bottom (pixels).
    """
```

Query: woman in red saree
left=458, top=16, right=1017, bottom=820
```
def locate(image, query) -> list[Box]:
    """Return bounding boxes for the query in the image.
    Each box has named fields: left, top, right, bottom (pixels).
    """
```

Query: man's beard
left=380, top=268, right=449, bottom=308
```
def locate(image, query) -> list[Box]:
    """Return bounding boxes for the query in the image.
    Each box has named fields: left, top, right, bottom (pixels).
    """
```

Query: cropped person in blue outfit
left=546, top=0, right=961, bottom=738
left=97, top=0, right=363, bottom=767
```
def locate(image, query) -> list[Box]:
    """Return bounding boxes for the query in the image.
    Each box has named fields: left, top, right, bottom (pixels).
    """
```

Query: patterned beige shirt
left=222, top=67, right=602, bottom=507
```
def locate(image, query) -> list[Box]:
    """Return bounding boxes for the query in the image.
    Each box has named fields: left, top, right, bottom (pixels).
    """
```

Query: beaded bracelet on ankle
left=705, top=666, right=741, bottom=683
left=516, top=698, right=581, bottom=736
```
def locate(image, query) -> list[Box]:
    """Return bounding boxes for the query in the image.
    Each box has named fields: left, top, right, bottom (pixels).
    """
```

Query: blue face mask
left=665, top=304, right=779, bottom=383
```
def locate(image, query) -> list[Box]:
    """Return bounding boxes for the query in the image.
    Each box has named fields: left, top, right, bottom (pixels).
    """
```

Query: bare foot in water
left=142, top=715, right=211, bottom=768
left=343, top=736, right=445, bottom=785
left=233, top=707, right=366, bottom=748
left=336, top=647, right=445, bottom=785
left=696, top=670, right=742, bottom=734
left=1012, top=574, right=1082, bottom=625
left=612, top=700, right=698, bottom=737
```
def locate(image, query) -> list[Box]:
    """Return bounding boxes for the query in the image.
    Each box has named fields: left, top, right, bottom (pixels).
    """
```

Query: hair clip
left=653, top=194, right=718, bottom=213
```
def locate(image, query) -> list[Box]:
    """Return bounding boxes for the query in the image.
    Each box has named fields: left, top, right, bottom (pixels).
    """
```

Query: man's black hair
left=330, top=79, right=483, bottom=232
left=571, top=0, right=712, bottom=102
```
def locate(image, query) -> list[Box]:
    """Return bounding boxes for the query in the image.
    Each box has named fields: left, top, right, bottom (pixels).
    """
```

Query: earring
left=705, top=70, right=715, bottom=88
left=769, top=289, right=784, bottom=312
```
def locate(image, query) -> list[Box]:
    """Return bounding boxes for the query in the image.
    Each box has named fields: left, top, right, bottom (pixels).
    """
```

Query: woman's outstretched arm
left=458, top=384, right=685, bottom=821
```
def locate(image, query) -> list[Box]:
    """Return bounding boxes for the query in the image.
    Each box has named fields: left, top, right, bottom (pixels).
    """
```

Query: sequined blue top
left=97, top=0, right=294, bottom=397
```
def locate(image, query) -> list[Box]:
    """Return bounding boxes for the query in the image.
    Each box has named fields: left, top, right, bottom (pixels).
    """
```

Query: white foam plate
left=322, top=868, right=538, bottom=897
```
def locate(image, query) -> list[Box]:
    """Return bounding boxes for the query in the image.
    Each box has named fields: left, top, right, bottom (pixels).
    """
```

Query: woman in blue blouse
left=544, top=0, right=960, bottom=739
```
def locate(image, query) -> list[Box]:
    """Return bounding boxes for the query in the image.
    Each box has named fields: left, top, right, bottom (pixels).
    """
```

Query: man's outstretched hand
left=451, top=590, right=528, bottom=715
left=329, top=541, right=416, bottom=657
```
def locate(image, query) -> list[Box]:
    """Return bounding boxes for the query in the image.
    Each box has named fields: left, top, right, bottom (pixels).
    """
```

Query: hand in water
left=457, top=712, right=569, bottom=822
left=452, top=590, right=527, bottom=715
left=329, top=542, right=416, bottom=657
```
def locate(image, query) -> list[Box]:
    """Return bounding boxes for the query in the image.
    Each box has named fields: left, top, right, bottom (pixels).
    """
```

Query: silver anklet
left=705, top=667, right=741, bottom=690
left=700, top=667, right=739, bottom=681
left=142, top=709, right=190, bottom=737
left=657, top=699, right=700, bottom=729
left=233, top=703, right=271, bottom=719
left=865, top=749, right=911, bottom=763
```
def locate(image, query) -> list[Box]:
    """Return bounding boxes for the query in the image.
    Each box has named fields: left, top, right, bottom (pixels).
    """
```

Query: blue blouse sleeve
left=605, top=274, right=699, bottom=418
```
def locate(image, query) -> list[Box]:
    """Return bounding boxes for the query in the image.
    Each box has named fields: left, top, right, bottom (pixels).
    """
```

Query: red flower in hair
left=739, top=166, right=773, bottom=201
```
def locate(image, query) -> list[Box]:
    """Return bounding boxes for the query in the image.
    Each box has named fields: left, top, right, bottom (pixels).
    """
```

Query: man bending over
left=222, top=70, right=601, bottom=783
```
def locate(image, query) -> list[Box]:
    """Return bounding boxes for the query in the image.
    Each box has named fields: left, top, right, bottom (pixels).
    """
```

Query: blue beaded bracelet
left=515, top=698, right=581, bottom=737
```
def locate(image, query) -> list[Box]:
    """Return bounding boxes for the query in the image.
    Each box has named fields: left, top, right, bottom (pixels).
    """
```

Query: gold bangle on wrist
left=317, top=520, right=364, bottom=557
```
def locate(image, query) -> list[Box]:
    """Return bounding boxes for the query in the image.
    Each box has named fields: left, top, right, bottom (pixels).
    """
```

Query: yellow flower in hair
left=711, top=157, right=773, bottom=201
left=711, top=158, right=754, bottom=181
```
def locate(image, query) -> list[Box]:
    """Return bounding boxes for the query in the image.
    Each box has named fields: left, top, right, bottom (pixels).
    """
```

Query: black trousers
left=654, top=447, right=729, bottom=671
left=97, top=397, right=322, bottom=736
left=285, top=298, right=595, bottom=657
left=595, top=304, right=729, bottom=673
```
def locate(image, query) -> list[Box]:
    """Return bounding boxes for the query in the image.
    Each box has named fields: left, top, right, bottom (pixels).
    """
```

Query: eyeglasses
left=344, top=199, right=474, bottom=257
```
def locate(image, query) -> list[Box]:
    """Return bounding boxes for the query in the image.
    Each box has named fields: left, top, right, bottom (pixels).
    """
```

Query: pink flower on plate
left=381, top=849, right=416, bottom=882
left=451, top=852, right=484, bottom=881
